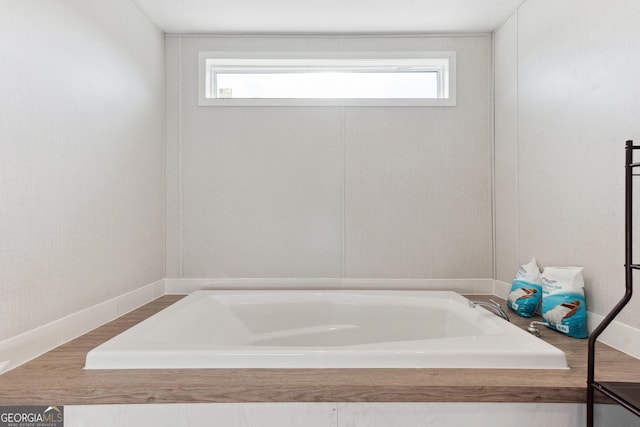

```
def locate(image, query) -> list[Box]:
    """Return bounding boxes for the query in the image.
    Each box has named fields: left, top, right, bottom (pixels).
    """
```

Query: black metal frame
left=586, top=139, right=640, bottom=426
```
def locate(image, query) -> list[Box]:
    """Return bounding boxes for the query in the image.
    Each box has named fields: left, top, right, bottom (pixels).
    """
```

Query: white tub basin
left=85, top=290, right=568, bottom=369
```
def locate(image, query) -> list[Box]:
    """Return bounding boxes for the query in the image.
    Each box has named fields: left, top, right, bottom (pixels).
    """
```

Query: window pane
left=215, top=71, right=439, bottom=99
left=199, top=53, right=456, bottom=106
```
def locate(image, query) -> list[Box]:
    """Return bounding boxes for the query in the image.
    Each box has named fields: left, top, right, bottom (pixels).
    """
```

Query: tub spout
left=468, top=299, right=510, bottom=322
left=527, top=321, right=550, bottom=337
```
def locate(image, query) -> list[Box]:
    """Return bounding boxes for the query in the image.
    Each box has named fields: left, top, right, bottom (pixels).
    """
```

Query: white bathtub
left=84, top=291, right=568, bottom=369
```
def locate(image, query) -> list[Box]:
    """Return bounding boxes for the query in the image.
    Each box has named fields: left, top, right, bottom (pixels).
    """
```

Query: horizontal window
left=198, top=53, right=456, bottom=107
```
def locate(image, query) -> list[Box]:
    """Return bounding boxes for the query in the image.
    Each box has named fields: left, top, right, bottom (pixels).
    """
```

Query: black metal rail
left=586, top=140, right=640, bottom=426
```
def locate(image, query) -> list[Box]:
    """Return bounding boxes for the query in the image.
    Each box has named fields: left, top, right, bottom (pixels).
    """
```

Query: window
left=198, top=52, right=456, bottom=107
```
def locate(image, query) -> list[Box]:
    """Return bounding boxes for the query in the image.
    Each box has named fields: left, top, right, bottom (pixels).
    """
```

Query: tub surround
left=0, top=294, right=637, bottom=406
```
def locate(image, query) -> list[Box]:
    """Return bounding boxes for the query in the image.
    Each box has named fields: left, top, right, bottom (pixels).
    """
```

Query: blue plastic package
left=541, top=267, right=588, bottom=339
left=507, top=258, right=542, bottom=318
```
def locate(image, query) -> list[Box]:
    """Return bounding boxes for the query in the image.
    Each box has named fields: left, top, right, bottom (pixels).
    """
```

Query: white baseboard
left=492, top=280, right=512, bottom=299
left=0, top=279, right=165, bottom=375
left=164, top=278, right=494, bottom=295
left=588, top=312, right=640, bottom=360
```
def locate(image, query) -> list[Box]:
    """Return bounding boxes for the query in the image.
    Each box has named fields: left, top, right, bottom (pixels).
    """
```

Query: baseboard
left=588, top=312, right=640, bottom=360
left=492, top=280, right=512, bottom=299
left=164, top=278, right=495, bottom=295
left=0, top=279, right=166, bottom=375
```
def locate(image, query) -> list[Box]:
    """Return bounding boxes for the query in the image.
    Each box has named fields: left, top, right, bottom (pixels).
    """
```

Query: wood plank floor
left=0, top=294, right=638, bottom=405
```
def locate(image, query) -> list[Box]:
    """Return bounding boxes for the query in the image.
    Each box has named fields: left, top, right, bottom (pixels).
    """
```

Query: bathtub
left=84, top=290, right=568, bottom=369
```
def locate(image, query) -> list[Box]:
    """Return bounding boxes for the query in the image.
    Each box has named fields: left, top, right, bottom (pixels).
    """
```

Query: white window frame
left=198, top=51, right=456, bottom=107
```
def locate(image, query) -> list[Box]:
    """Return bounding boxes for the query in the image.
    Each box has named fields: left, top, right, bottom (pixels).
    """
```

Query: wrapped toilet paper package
left=541, top=266, right=588, bottom=339
left=506, top=258, right=543, bottom=318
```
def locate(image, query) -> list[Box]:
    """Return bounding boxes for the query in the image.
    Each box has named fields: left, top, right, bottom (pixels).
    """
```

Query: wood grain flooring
left=0, top=294, right=638, bottom=405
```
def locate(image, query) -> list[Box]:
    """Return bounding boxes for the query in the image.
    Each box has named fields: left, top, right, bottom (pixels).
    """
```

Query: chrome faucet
left=527, top=321, right=550, bottom=337
left=468, top=299, right=510, bottom=322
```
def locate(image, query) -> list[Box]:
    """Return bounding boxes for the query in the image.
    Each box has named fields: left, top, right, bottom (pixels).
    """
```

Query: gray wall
left=0, top=0, right=165, bottom=341
left=165, top=35, right=493, bottom=279
left=494, top=0, right=640, bottom=327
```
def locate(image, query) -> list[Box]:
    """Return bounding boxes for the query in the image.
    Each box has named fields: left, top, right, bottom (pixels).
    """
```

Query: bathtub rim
left=84, top=289, right=569, bottom=370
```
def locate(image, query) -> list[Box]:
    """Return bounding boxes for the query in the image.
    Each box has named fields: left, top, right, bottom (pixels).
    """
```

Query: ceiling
left=133, top=0, right=524, bottom=34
